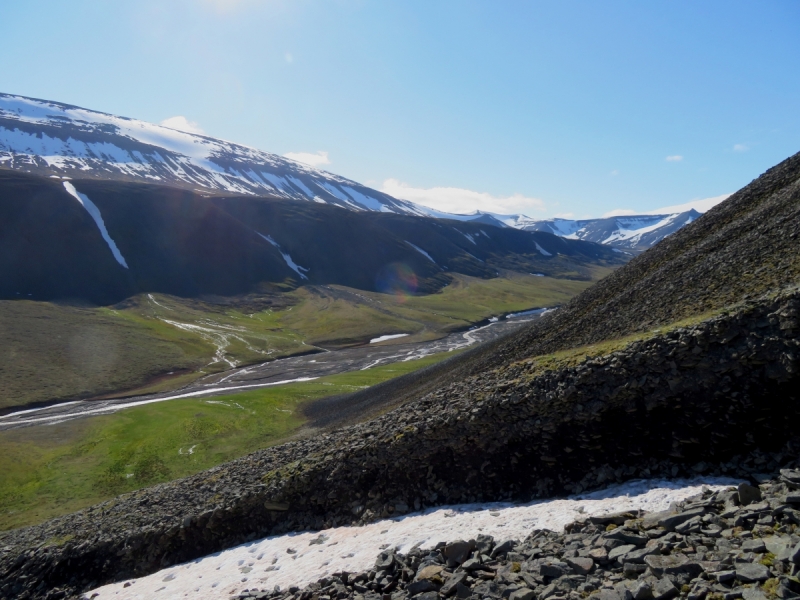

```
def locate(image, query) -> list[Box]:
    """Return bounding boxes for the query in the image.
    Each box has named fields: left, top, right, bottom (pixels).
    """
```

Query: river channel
left=0, top=308, right=552, bottom=429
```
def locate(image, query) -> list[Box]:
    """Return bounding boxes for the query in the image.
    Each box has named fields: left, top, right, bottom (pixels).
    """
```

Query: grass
left=504, top=308, right=726, bottom=382
left=0, top=270, right=608, bottom=410
left=0, top=351, right=455, bottom=531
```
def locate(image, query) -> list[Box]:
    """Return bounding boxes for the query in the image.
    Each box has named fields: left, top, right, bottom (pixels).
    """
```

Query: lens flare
left=375, top=262, right=417, bottom=302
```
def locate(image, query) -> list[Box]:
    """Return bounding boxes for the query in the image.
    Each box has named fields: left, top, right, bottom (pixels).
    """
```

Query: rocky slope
left=453, top=150, right=800, bottom=376
left=240, top=472, right=800, bottom=600
left=1, top=283, right=798, bottom=599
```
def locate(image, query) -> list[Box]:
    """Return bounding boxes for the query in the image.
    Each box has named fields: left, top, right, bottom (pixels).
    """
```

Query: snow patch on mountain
left=88, top=477, right=737, bottom=600
left=405, top=241, right=437, bottom=264
left=62, top=182, right=129, bottom=268
left=258, top=233, right=309, bottom=280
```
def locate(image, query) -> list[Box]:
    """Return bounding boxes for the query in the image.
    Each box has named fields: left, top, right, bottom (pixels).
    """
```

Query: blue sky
left=1, top=0, right=798, bottom=218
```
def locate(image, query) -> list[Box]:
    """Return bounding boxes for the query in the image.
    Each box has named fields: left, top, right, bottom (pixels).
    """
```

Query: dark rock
left=540, top=561, right=570, bottom=579
left=462, top=558, right=483, bottom=571
left=735, top=563, right=771, bottom=582
left=439, top=572, right=467, bottom=597
left=508, top=588, right=536, bottom=600
left=653, top=578, right=679, bottom=600
left=632, top=580, right=653, bottom=600
left=405, top=580, right=439, bottom=595
left=608, top=544, right=637, bottom=562
left=443, top=541, right=472, bottom=567
left=375, top=551, right=395, bottom=570
left=476, top=535, right=496, bottom=556
left=623, top=563, right=648, bottom=578
left=741, top=539, right=766, bottom=553
left=645, top=554, right=701, bottom=576
left=742, top=587, right=769, bottom=600
left=491, top=540, right=518, bottom=559
left=738, top=484, right=763, bottom=506
left=565, top=556, right=594, bottom=574
left=625, top=546, right=660, bottom=564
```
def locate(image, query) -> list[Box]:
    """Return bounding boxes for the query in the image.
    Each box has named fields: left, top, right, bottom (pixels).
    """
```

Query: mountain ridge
left=0, top=169, right=621, bottom=305
left=2, top=92, right=714, bottom=252
left=0, top=92, right=423, bottom=215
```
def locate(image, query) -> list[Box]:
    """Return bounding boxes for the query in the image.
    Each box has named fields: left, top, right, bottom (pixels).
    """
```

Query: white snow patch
left=342, top=186, right=386, bottom=211
left=258, top=233, right=310, bottom=280
left=286, top=175, right=316, bottom=198
left=534, top=242, right=552, bottom=257
left=405, top=241, right=437, bottom=264
left=601, top=215, right=680, bottom=246
left=89, top=477, right=738, bottom=600
left=62, top=182, right=129, bottom=268
left=370, top=334, right=410, bottom=344
left=460, top=231, right=476, bottom=245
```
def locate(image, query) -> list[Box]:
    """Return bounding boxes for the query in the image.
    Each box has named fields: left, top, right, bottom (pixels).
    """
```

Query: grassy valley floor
left=0, top=268, right=612, bottom=531
left=0, top=352, right=456, bottom=531
left=0, top=270, right=607, bottom=411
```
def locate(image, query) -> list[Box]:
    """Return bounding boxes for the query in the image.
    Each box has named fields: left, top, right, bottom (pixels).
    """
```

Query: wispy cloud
left=285, top=52, right=293, bottom=64
left=733, top=144, right=749, bottom=152
left=665, top=155, right=683, bottom=162
left=610, top=170, right=619, bottom=176
left=160, top=116, right=204, bottom=135
left=283, top=151, right=330, bottom=168
left=381, top=179, right=546, bottom=215
left=600, top=194, right=731, bottom=219
left=647, top=193, right=731, bottom=215
left=602, top=209, right=636, bottom=218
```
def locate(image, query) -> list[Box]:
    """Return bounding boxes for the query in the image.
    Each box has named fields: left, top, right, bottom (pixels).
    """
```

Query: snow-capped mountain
left=0, top=93, right=426, bottom=215
left=517, top=211, right=701, bottom=250
left=0, top=93, right=706, bottom=252
left=444, top=210, right=702, bottom=251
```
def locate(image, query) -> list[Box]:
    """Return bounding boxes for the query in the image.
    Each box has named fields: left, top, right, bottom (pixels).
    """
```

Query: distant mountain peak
left=0, top=92, right=426, bottom=216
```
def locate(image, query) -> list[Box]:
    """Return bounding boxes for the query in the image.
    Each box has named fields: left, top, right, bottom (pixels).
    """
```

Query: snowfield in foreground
left=89, top=477, right=739, bottom=600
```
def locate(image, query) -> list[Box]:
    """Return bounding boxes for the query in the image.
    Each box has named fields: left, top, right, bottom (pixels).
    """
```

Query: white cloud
left=646, top=193, right=731, bottom=214
left=285, top=52, right=293, bottom=63
left=610, top=170, right=619, bottom=176
left=598, top=194, right=731, bottom=219
left=665, top=155, right=683, bottom=162
left=733, top=144, right=749, bottom=152
left=602, top=209, right=636, bottom=218
left=381, top=179, right=546, bottom=215
left=283, top=151, right=330, bottom=168
left=160, top=116, right=204, bottom=135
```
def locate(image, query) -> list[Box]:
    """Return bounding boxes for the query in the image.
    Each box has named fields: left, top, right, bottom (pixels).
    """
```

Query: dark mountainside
left=0, top=170, right=618, bottom=305
left=1, top=151, right=799, bottom=599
